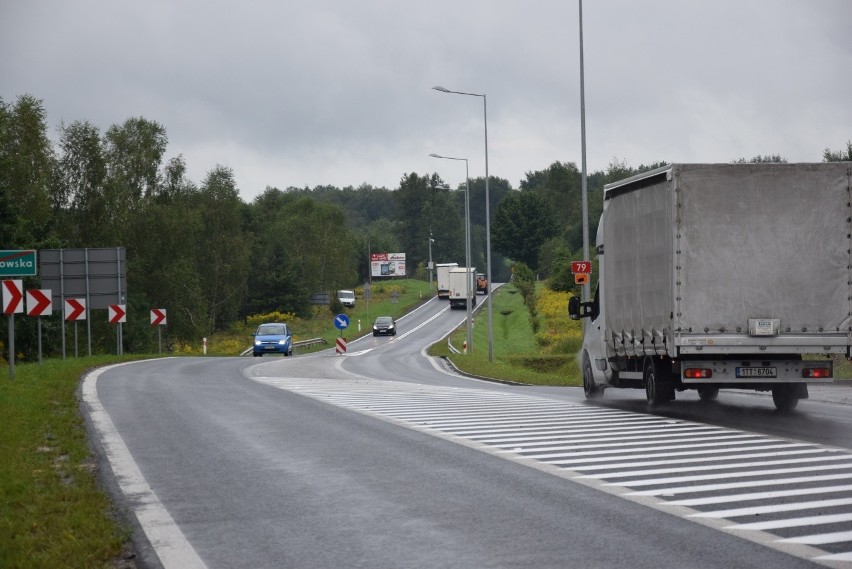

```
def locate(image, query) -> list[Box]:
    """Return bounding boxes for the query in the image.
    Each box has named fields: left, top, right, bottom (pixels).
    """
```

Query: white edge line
left=82, top=363, right=208, bottom=569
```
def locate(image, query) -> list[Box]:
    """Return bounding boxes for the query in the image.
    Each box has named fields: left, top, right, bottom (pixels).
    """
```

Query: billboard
left=40, top=248, right=127, bottom=309
left=370, top=252, right=406, bottom=277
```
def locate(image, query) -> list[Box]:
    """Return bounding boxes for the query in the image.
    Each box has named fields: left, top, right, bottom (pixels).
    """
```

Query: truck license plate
left=736, top=367, right=777, bottom=378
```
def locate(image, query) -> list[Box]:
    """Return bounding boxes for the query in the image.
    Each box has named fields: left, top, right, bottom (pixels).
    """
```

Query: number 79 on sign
left=571, top=260, right=592, bottom=274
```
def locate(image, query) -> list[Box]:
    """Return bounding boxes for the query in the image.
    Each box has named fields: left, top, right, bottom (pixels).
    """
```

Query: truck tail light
left=802, top=367, right=831, bottom=379
left=684, top=368, right=712, bottom=379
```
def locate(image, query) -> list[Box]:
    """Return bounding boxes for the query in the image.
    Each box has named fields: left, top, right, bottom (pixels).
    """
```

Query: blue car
left=253, top=323, right=293, bottom=357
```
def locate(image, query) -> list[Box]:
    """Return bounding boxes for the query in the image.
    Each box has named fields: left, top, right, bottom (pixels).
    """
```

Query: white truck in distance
left=435, top=262, right=459, bottom=299
left=448, top=267, right=477, bottom=309
left=569, top=162, right=852, bottom=411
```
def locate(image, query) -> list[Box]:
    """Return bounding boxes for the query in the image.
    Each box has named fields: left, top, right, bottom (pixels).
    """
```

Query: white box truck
left=449, top=267, right=477, bottom=309
left=569, top=163, right=852, bottom=411
left=436, top=262, right=459, bottom=299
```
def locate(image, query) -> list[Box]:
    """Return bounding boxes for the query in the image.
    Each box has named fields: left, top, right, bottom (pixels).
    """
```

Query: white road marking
left=250, top=375, right=852, bottom=567
left=83, top=363, right=207, bottom=569
left=689, top=498, right=852, bottom=519
left=728, top=513, right=852, bottom=531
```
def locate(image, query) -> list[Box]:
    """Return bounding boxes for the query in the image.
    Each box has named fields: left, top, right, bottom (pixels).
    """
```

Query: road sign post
left=27, top=289, right=52, bottom=364
left=64, top=299, right=87, bottom=358
left=3, top=280, right=23, bottom=380
left=334, top=314, right=349, bottom=355
left=151, top=309, right=167, bottom=353
left=109, top=304, right=126, bottom=355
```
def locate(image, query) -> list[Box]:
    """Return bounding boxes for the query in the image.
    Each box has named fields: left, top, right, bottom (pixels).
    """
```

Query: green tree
left=0, top=94, right=54, bottom=246
left=54, top=120, right=107, bottom=245
left=519, top=162, right=581, bottom=230
left=467, top=176, right=512, bottom=229
left=278, top=196, right=357, bottom=298
left=125, top=163, right=208, bottom=346
left=195, top=166, right=252, bottom=332
left=824, top=141, right=852, bottom=162
left=101, top=117, right=167, bottom=244
left=732, top=154, right=787, bottom=163
left=394, top=172, right=465, bottom=272
left=245, top=188, right=312, bottom=316
left=492, top=191, right=559, bottom=271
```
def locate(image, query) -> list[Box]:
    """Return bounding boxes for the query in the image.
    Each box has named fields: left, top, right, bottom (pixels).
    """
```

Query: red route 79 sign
left=571, top=260, right=592, bottom=274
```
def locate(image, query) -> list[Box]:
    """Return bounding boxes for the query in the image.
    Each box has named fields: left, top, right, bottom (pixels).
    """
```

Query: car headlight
left=373, top=326, right=378, bottom=331
left=278, top=339, right=288, bottom=345
left=255, top=340, right=262, bottom=346
left=388, top=324, right=394, bottom=329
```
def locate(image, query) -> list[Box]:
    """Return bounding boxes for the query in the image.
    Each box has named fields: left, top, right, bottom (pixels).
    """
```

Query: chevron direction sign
left=64, top=298, right=87, bottom=321
left=2, top=280, right=23, bottom=314
left=150, top=308, right=166, bottom=326
left=108, top=304, right=126, bottom=324
left=26, top=289, right=52, bottom=316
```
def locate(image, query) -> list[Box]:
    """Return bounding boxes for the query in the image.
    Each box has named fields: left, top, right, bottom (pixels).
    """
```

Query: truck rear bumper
left=680, top=359, right=833, bottom=384
left=677, top=334, right=850, bottom=355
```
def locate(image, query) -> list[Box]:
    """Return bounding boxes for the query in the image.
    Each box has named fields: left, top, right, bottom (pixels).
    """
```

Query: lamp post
left=428, top=231, right=435, bottom=286
left=578, top=0, right=590, bottom=306
left=432, top=85, right=494, bottom=362
left=429, top=153, right=473, bottom=353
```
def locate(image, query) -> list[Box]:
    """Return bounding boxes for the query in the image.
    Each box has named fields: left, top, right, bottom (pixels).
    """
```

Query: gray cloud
left=2, top=0, right=850, bottom=201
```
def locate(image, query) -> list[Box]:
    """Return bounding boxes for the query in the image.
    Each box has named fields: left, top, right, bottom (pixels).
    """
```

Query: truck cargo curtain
left=603, top=176, right=672, bottom=357
left=676, top=164, right=851, bottom=335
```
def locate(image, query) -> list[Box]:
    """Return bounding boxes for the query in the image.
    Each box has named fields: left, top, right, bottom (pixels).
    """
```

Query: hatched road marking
left=251, top=375, right=852, bottom=567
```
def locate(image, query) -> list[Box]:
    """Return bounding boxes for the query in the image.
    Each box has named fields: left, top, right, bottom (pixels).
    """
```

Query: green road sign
left=0, top=250, right=37, bottom=277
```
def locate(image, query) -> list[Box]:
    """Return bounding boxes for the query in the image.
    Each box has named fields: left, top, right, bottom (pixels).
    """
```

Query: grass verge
left=429, top=284, right=583, bottom=387
left=0, top=355, right=150, bottom=568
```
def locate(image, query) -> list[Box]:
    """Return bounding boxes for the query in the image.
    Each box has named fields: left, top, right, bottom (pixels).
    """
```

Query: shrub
left=246, top=311, right=300, bottom=329
left=328, top=297, right=345, bottom=315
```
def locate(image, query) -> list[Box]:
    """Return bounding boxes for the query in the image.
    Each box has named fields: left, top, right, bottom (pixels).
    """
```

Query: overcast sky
left=2, top=0, right=850, bottom=202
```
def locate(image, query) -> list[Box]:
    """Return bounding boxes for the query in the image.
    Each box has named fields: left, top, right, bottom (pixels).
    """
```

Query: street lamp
left=429, top=153, right=473, bottom=353
left=432, top=85, right=494, bottom=363
left=578, top=1, right=590, bottom=306
left=428, top=231, right=435, bottom=286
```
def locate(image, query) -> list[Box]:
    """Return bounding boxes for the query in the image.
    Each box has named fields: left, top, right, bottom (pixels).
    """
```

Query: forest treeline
left=2, top=94, right=850, bottom=357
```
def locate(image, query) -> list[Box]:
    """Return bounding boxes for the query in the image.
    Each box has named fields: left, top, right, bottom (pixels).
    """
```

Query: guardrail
left=293, top=338, right=328, bottom=350
left=240, top=337, right=328, bottom=357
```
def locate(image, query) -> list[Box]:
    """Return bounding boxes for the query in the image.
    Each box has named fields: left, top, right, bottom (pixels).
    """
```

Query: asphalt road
left=84, top=297, right=852, bottom=569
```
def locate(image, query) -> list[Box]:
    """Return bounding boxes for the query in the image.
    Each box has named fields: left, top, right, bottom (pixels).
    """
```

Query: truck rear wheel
left=697, top=387, right=719, bottom=401
left=772, top=385, right=800, bottom=411
left=582, top=353, right=603, bottom=400
left=644, top=358, right=674, bottom=408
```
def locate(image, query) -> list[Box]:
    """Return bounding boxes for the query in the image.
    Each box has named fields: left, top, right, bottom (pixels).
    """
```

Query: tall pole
left=463, top=160, right=472, bottom=353
left=579, top=0, right=590, bottom=304
left=432, top=85, right=494, bottom=362
left=429, top=153, right=473, bottom=352
left=428, top=231, right=434, bottom=286
left=482, top=95, right=494, bottom=362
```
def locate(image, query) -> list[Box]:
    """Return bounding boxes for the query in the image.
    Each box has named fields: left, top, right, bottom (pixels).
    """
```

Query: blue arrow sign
left=334, top=313, right=350, bottom=330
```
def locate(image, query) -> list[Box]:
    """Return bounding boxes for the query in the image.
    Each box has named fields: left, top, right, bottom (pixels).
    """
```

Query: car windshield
left=339, top=291, right=354, bottom=298
left=375, top=317, right=393, bottom=326
left=257, top=324, right=287, bottom=335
